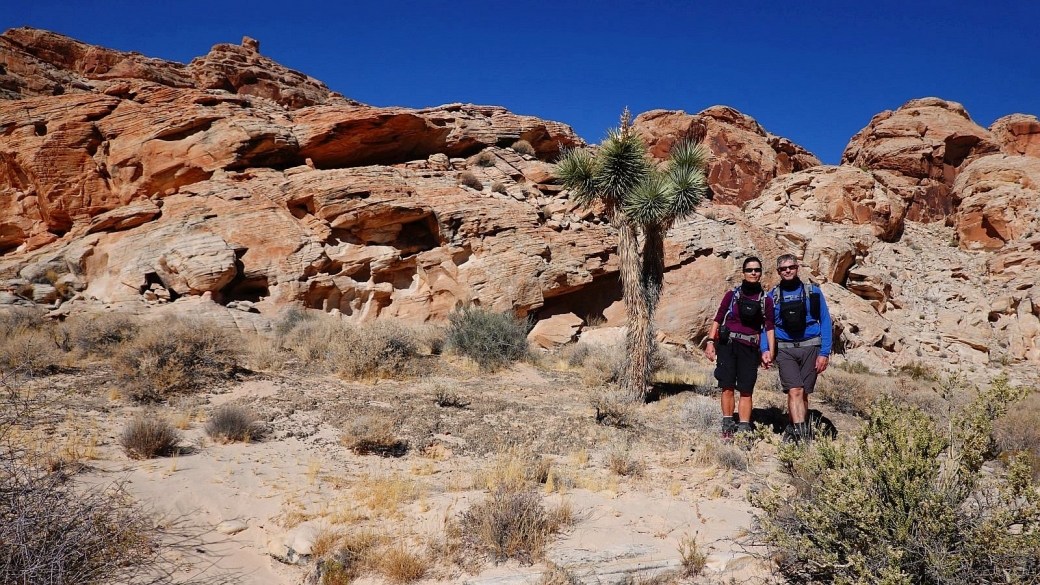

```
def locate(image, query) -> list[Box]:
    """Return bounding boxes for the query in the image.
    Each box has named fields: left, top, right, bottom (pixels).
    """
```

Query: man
left=761, top=254, right=832, bottom=442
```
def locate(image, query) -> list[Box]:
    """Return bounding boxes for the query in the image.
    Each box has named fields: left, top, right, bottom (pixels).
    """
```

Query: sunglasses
left=743, top=268, right=762, bottom=274
left=778, top=265, right=799, bottom=272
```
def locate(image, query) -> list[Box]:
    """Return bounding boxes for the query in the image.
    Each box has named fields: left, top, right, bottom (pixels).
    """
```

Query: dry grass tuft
left=205, top=404, right=263, bottom=443
left=458, top=171, right=484, bottom=190
left=589, top=386, right=638, bottom=428
left=454, top=488, right=570, bottom=565
left=814, top=369, right=885, bottom=417
left=607, top=443, right=644, bottom=477
left=475, top=445, right=551, bottom=493
left=342, top=414, right=408, bottom=457
left=281, top=316, right=425, bottom=380
left=678, top=533, right=708, bottom=578
left=510, top=140, right=536, bottom=157
left=119, top=415, right=180, bottom=459
left=377, top=543, right=429, bottom=583
left=67, top=313, right=139, bottom=357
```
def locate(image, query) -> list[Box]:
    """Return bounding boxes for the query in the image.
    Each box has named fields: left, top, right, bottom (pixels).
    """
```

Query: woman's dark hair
left=742, top=256, right=763, bottom=270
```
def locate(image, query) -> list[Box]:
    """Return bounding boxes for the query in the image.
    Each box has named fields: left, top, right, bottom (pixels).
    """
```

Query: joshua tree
left=556, top=110, right=709, bottom=400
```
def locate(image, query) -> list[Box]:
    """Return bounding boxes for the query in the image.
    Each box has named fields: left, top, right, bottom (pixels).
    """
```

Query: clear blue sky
left=4, top=1, right=1037, bottom=163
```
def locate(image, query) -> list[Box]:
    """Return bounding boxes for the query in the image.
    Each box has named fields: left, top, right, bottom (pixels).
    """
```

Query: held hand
left=815, top=355, right=829, bottom=374
left=704, top=345, right=716, bottom=361
left=761, top=351, right=773, bottom=369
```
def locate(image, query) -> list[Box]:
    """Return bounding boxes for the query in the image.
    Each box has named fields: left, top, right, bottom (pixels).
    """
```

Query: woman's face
left=742, top=263, right=763, bottom=283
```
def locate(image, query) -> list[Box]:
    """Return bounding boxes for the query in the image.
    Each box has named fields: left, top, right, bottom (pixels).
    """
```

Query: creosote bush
left=281, top=315, right=425, bottom=380
left=754, top=375, right=1040, bottom=584
left=458, top=171, right=483, bottom=190
left=67, top=313, right=139, bottom=356
left=510, top=139, right=536, bottom=157
left=119, top=416, right=181, bottom=459
left=445, top=305, right=530, bottom=371
left=206, top=404, right=262, bottom=443
left=115, top=317, right=239, bottom=401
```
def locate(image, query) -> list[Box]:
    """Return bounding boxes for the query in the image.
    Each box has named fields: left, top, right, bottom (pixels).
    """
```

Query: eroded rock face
left=990, top=114, right=1040, bottom=158
left=841, top=97, right=1000, bottom=222
left=952, top=155, right=1040, bottom=251
left=633, top=107, right=820, bottom=206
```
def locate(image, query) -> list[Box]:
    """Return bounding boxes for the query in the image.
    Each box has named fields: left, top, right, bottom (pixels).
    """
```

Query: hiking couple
left=703, top=254, right=832, bottom=442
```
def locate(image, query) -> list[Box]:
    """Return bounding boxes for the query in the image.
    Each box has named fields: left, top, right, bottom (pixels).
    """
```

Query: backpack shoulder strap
left=728, top=286, right=741, bottom=317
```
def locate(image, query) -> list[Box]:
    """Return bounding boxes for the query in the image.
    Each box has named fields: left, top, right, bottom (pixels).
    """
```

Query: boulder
left=528, top=312, right=583, bottom=349
left=841, top=97, right=1000, bottom=222
left=952, top=154, right=1040, bottom=251
left=634, top=107, right=820, bottom=206
left=989, top=114, right=1040, bottom=158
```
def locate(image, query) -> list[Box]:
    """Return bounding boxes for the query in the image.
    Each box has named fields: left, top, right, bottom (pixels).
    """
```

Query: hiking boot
left=720, top=418, right=737, bottom=441
left=736, top=421, right=753, bottom=436
left=782, top=424, right=800, bottom=444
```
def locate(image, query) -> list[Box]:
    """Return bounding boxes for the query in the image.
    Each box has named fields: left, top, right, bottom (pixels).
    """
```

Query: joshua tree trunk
left=615, top=217, right=653, bottom=399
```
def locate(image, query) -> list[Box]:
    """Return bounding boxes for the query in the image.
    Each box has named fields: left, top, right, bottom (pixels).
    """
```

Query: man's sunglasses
left=778, top=265, right=799, bottom=272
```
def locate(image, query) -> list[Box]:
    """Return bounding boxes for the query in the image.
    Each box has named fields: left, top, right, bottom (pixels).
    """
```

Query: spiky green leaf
left=555, top=147, right=598, bottom=207
left=668, top=140, right=711, bottom=174
left=595, top=128, right=652, bottom=203
left=623, top=171, right=671, bottom=225
left=668, top=165, right=708, bottom=220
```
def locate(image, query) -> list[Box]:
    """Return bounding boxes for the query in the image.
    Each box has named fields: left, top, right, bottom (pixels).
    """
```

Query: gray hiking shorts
left=776, top=345, right=821, bottom=393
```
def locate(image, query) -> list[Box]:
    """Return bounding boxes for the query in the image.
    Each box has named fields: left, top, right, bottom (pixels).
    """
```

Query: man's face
left=777, top=260, right=799, bottom=282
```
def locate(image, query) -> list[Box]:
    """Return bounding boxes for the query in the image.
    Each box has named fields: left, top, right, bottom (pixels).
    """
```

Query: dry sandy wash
left=20, top=352, right=861, bottom=585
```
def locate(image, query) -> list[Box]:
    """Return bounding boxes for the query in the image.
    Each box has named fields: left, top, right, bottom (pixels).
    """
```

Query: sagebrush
left=445, top=305, right=529, bottom=371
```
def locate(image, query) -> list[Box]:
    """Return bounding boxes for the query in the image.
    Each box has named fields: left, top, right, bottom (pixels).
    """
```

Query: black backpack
left=729, top=287, right=766, bottom=327
left=772, top=282, right=821, bottom=334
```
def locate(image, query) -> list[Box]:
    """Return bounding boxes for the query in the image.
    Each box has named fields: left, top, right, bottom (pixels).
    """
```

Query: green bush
left=754, top=375, right=1040, bottom=584
left=115, top=317, right=239, bottom=401
left=445, top=306, right=530, bottom=372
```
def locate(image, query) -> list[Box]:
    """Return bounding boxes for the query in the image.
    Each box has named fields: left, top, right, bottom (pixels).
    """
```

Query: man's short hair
left=776, top=253, right=798, bottom=268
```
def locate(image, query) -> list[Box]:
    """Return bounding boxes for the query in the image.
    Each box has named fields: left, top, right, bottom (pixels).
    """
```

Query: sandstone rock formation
left=3, top=27, right=1040, bottom=375
left=990, top=114, right=1040, bottom=158
left=634, top=107, right=821, bottom=206
left=842, top=98, right=1000, bottom=222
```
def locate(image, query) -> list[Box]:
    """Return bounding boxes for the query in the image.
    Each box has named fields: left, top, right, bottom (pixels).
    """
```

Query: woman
left=704, top=257, right=775, bottom=439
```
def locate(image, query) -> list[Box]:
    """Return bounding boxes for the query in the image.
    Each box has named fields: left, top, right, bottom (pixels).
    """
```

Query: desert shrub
left=681, top=395, right=718, bottom=433
left=0, top=307, right=46, bottom=336
left=115, top=317, right=239, bottom=401
left=510, top=140, right=536, bottom=157
left=338, top=320, right=423, bottom=380
left=342, top=414, right=408, bottom=457
left=434, top=387, right=470, bottom=408
left=119, top=416, right=180, bottom=459
left=538, top=563, right=582, bottom=585
left=813, top=369, right=884, bottom=417
left=206, top=404, right=262, bottom=443
left=837, top=359, right=870, bottom=374
left=455, top=489, right=567, bottom=564
left=68, top=313, right=139, bottom=356
left=457, top=171, right=484, bottom=190
left=895, top=360, right=937, bottom=381
left=607, top=444, right=643, bottom=477
left=566, top=342, right=624, bottom=386
left=678, top=533, right=707, bottom=578
left=0, top=459, right=162, bottom=585
left=274, top=305, right=314, bottom=337
left=995, top=392, right=1040, bottom=479
left=588, top=386, right=638, bottom=428
left=491, top=181, right=508, bottom=195
left=0, top=328, right=64, bottom=378
left=472, top=150, right=496, bottom=167
left=445, top=305, right=530, bottom=371
left=754, top=376, right=1040, bottom=584
left=282, top=316, right=423, bottom=379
